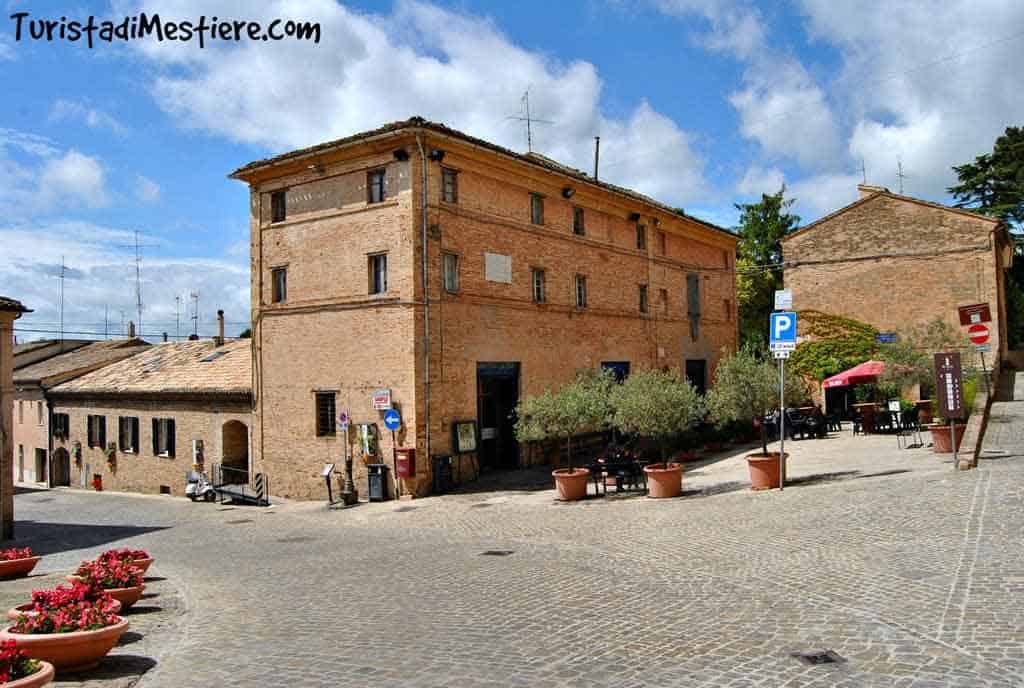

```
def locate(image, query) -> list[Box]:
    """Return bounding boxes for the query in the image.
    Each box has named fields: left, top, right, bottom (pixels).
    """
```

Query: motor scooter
left=185, top=470, right=217, bottom=502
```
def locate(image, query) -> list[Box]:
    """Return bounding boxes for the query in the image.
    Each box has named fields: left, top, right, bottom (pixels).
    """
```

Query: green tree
left=706, top=347, right=806, bottom=455
left=734, top=187, right=801, bottom=349
left=609, top=370, right=705, bottom=464
left=238, top=328, right=252, bottom=338
left=949, top=126, right=1024, bottom=228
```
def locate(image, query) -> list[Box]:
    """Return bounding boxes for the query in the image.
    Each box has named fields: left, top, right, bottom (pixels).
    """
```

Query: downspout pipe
left=415, top=134, right=431, bottom=478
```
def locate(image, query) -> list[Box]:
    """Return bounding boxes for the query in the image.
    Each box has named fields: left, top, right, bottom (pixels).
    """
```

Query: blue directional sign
left=383, top=409, right=401, bottom=431
left=769, top=312, right=797, bottom=351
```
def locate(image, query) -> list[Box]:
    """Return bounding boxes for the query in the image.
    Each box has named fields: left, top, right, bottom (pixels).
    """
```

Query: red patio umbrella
left=822, top=360, right=886, bottom=389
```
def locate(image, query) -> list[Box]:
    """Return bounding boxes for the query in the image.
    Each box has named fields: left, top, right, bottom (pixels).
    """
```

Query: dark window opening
left=152, top=418, right=175, bottom=457
left=639, top=284, right=648, bottom=314
left=687, top=272, right=701, bottom=341
left=685, top=359, right=708, bottom=395
left=530, top=193, right=544, bottom=225
left=442, top=168, right=458, bottom=203
left=601, top=361, right=631, bottom=383
left=118, top=416, right=139, bottom=454
left=368, top=169, right=386, bottom=203
left=87, top=415, right=106, bottom=449
left=272, top=267, right=287, bottom=303
left=52, top=413, right=69, bottom=440
left=271, top=190, right=286, bottom=223
left=315, top=392, right=336, bottom=437
left=636, top=224, right=647, bottom=250
left=443, top=253, right=459, bottom=293
left=573, top=207, right=585, bottom=236
left=532, top=268, right=546, bottom=304
left=575, top=274, right=587, bottom=309
left=369, top=253, right=388, bottom=294
left=658, top=230, right=667, bottom=255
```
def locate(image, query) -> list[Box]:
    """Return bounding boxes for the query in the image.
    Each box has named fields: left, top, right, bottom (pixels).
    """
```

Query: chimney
left=215, top=310, right=225, bottom=346
left=857, top=184, right=887, bottom=199
left=128, top=321, right=135, bottom=339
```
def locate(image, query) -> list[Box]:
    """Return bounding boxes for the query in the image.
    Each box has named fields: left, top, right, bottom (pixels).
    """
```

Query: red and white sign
left=371, top=388, right=392, bottom=410
left=968, top=323, right=989, bottom=345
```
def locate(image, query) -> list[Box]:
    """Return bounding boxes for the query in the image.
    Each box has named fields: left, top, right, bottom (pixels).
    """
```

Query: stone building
left=231, top=117, right=738, bottom=500
left=783, top=185, right=1013, bottom=366
left=0, top=296, right=31, bottom=539
left=48, top=337, right=251, bottom=497
left=12, top=338, right=149, bottom=486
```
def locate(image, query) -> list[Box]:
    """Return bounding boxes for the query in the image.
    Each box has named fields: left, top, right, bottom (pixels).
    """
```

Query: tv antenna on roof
left=897, top=158, right=909, bottom=195
left=190, top=291, right=200, bottom=338
left=506, top=87, right=553, bottom=153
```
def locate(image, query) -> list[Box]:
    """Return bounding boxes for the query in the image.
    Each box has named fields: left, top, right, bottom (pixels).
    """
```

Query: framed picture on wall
left=451, top=420, right=478, bottom=454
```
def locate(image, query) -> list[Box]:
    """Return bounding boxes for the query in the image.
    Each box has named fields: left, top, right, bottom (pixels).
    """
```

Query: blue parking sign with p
left=769, top=312, right=797, bottom=351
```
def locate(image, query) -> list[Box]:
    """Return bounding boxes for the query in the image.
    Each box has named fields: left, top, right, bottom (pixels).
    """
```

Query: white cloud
left=1, top=220, right=250, bottom=341
left=49, top=100, right=128, bottom=136
left=736, top=165, right=784, bottom=197
left=788, top=172, right=862, bottom=219
left=115, top=0, right=709, bottom=205
left=0, top=34, right=15, bottom=61
left=37, top=150, right=109, bottom=210
left=135, top=175, right=161, bottom=203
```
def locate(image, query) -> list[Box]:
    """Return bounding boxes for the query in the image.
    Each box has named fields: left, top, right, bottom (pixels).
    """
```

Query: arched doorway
left=51, top=448, right=70, bottom=487
left=221, top=421, right=249, bottom=485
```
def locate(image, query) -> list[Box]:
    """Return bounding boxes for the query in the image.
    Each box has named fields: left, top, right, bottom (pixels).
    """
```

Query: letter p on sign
left=774, top=314, right=792, bottom=339
left=769, top=311, right=797, bottom=352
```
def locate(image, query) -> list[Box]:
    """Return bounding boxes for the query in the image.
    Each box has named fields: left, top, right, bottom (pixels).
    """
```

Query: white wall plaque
left=484, top=253, right=512, bottom=284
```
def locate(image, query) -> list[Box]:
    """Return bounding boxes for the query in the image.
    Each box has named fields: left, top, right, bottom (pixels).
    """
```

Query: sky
left=2, top=0, right=1022, bottom=341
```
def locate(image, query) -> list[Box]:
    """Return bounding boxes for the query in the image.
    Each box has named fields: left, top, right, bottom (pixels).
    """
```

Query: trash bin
left=367, top=464, right=390, bottom=502
left=432, top=454, right=453, bottom=494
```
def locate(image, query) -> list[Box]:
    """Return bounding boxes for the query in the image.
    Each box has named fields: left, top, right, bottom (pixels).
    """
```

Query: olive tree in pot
left=514, top=370, right=614, bottom=501
left=706, top=347, right=805, bottom=490
left=610, top=370, right=704, bottom=498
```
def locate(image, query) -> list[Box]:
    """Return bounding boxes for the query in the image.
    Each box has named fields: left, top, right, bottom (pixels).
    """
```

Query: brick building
left=231, top=117, right=738, bottom=500
left=48, top=337, right=251, bottom=497
left=12, top=338, right=149, bottom=485
left=1, top=296, right=31, bottom=539
left=783, top=185, right=1013, bottom=366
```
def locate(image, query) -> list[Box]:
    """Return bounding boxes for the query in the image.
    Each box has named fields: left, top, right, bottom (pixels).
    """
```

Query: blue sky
left=3, top=0, right=1022, bottom=340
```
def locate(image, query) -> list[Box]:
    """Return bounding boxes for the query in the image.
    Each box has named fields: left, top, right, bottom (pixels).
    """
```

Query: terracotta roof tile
left=14, top=339, right=151, bottom=387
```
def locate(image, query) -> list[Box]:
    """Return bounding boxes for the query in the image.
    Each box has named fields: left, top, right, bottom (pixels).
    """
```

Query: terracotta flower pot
left=8, top=599, right=121, bottom=622
left=65, top=578, right=144, bottom=610
left=0, top=617, right=129, bottom=672
left=929, top=424, right=967, bottom=453
left=3, top=660, right=54, bottom=687
left=552, top=468, right=590, bottom=501
left=643, top=463, right=683, bottom=499
left=747, top=452, right=788, bottom=490
left=0, top=557, right=41, bottom=580
left=129, top=558, right=153, bottom=575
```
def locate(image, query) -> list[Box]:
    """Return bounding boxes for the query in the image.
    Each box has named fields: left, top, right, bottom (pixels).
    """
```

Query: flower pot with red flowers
left=97, top=549, right=153, bottom=575
left=0, top=640, right=54, bottom=687
left=8, top=583, right=120, bottom=622
left=0, top=596, right=127, bottom=672
left=0, top=549, right=40, bottom=581
left=68, top=561, right=144, bottom=611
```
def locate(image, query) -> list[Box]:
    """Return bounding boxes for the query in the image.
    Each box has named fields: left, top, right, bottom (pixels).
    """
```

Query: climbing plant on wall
left=788, top=310, right=879, bottom=381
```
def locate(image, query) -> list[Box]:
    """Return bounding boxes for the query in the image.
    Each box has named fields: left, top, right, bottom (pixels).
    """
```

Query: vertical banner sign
left=934, top=352, right=963, bottom=468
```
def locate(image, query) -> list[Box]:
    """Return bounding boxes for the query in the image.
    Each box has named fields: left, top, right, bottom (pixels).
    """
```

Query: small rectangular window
left=532, top=268, right=546, bottom=304
left=369, top=253, right=388, bottom=294
left=636, top=224, right=647, bottom=251
left=443, top=253, right=459, bottom=293
left=152, top=418, right=175, bottom=457
left=315, top=392, right=336, bottom=437
left=17, top=401, right=23, bottom=424
left=660, top=288, right=669, bottom=314
left=36, top=401, right=43, bottom=426
left=575, top=274, right=587, bottom=309
left=52, top=413, right=69, bottom=440
left=271, top=267, right=287, bottom=303
left=442, top=168, right=458, bottom=203
left=530, top=193, right=544, bottom=225
left=639, top=284, right=648, bottom=314
left=573, top=207, right=585, bottom=236
left=87, top=415, right=106, bottom=449
left=271, top=190, right=286, bottom=223
left=368, top=169, right=386, bottom=203
left=658, top=230, right=667, bottom=255
left=118, top=416, right=139, bottom=454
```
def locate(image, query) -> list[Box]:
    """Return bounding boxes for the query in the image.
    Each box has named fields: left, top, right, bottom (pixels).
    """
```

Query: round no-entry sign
left=968, top=323, right=989, bottom=345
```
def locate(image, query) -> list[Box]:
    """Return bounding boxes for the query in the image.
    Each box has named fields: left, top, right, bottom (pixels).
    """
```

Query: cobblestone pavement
left=6, top=419, right=1024, bottom=687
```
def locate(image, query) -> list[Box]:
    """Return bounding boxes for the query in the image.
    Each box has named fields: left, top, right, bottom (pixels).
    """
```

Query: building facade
left=12, top=339, right=149, bottom=486
left=1, top=296, right=31, bottom=539
left=783, top=185, right=1012, bottom=365
left=48, top=338, right=251, bottom=497
left=232, top=118, right=739, bottom=500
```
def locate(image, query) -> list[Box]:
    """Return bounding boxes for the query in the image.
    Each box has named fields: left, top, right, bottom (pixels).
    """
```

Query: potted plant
left=97, top=549, right=153, bottom=575
left=610, top=370, right=704, bottom=498
left=928, top=374, right=977, bottom=453
left=68, top=560, right=144, bottom=610
left=0, top=549, right=41, bottom=581
left=706, top=347, right=805, bottom=490
left=515, top=370, right=614, bottom=501
left=0, top=640, right=54, bottom=687
left=103, top=443, right=116, bottom=472
left=0, top=593, right=127, bottom=672
left=8, top=583, right=120, bottom=622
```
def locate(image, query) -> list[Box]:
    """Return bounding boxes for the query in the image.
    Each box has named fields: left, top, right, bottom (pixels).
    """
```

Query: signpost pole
left=340, top=428, right=357, bottom=506
left=779, top=357, right=785, bottom=491
left=980, top=351, right=989, bottom=398
left=951, top=421, right=958, bottom=470
left=391, top=429, right=400, bottom=499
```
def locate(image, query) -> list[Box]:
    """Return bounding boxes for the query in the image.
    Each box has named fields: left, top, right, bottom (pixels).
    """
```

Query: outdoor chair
left=826, top=413, right=842, bottom=432
left=784, top=409, right=809, bottom=440
left=896, top=409, right=923, bottom=449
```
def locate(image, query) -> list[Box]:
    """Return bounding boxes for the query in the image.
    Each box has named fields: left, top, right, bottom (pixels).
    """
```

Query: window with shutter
left=315, top=392, right=336, bottom=436
left=687, top=273, right=701, bottom=341
left=167, top=419, right=175, bottom=457
left=271, top=190, right=286, bottom=223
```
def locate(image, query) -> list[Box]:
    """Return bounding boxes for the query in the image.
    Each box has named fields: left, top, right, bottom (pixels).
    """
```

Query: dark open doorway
left=51, top=448, right=70, bottom=487
left=477, top=362, right=520, bottom=471
left=685, top=359, right=707, bottom=395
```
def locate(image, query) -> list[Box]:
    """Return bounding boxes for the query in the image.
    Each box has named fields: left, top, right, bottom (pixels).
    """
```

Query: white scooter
left=185, top=470, right=217, bottom=502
